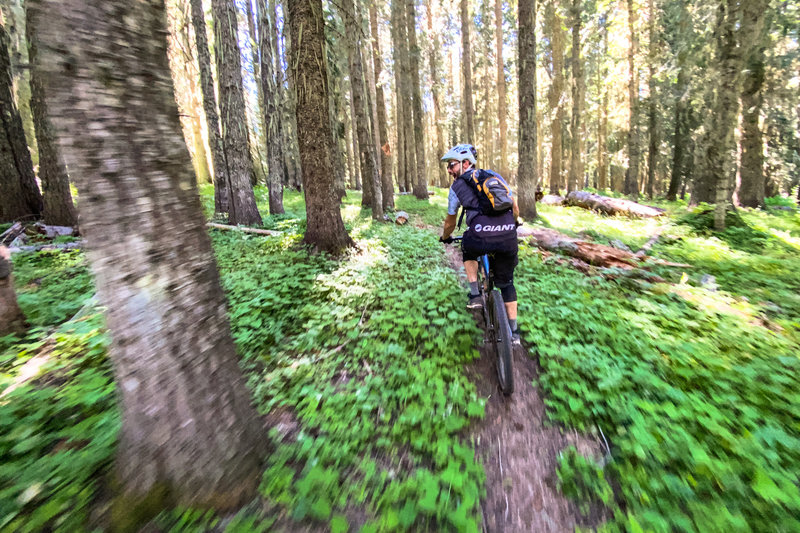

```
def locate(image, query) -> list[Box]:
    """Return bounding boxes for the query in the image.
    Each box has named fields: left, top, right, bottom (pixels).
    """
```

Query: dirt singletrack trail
left=443, top=244, right=606, bottom=532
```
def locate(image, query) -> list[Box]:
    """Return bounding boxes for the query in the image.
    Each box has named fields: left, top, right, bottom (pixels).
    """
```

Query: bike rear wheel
left=490, top=289, right=514, bottom=395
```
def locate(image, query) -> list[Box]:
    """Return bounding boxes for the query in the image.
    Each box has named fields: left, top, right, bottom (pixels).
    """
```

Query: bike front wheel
left=490, top=289, right=514, bottom=395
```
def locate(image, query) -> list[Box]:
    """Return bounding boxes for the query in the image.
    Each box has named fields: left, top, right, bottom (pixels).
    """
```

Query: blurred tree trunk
left=406, top=0, right=427, bottom=199
left=280, top=0, right=303, bottom=191
left=257, top=0, right=285, bottom=214
left=597, top=10, right=609, bottom=191
left=545, top=0, right=565, bottom=195
left=568, top=0, right=582, bottom=193
left=495, top=0, right=507, bottom=177
left=646, top=0, right=658, bottom=199
left=667, top=0, right=690, bottom=201
left=624, top=0, right=640, bottom=197
left=427, top=0, right=446, bottom=187
left=287, top=0, right=354, bottom=252
left=267, top=0, right=290, bottom=188
left=31, top=0, right=265, bottom=525
left=737, top=11, right=769, bottom=208
left=0, top=246, right=26, bottom=336
left=370, top=1, right=394, bottom=209
left=190, top=0, right=230, bottom=216
left=245, top=0, right=269, bottom=187
left=391, top=0, right=415, bottom=193
left=211, top=0, right=262, bottom=225
left=518, top=0, right=538, bottom=219
left=460, top=0, right=475, bottom=141
left=342, top=0, right=382, bottom=218
left=26, top=5, right=77, bottom=226
left=0, top=24, right=41, bottom=223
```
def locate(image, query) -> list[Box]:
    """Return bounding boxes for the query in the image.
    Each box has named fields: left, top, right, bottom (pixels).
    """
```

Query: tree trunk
left=460, top=0, right=475, bottom=141
left=0, top=246, right=26, bottom=336
left=190, top=0, right=230, bottom=216
left=287, top=0, right=354, bottom=253
left=495, top=0, right=508, bottom=177
left=342, top=0, right=382, bottom=218
left=257, top=0, right=285, bottom=214
left=518, top=0, right=538, bottom=219
left=624, top=0, right=640, bottom=197
left=737, top=10, right=768, bottom=208
left=564, top=190, right=666, bottom=217
left=211, top=0, right=262, bottom=225
left=26, top=5, right=77, bottom=227
left=348, top=90, right=362, bottom=191
left=245, top=0, right=269, bottom=187
left=0, top=24, right=42, bottom=223
left=406, top=0, right=427, bottom=199
left=597, top=11, right=609, bottom=191
left=546, top=0, right=565, bottom=195
left=568, top=0, right=582, bottom=193
left=278, top=0, right=303, bottom=191
left=646, top=0, right=658, bottom=199
left=31, top=0, right=265, bottom=523
left=370, top=1, right=394, bottom=209
left=426, top=0, right=446, bottom=187
left=395, top=94, right=406, bottom=192
left=667, top=0, right=689, bottom=201
left=391, top=0, right=415, bottom=193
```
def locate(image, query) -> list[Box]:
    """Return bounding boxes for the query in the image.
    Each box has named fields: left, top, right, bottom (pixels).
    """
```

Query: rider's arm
left=512, top=197, right=520, bottom=219
left=442, top=213, right=457, bottom=240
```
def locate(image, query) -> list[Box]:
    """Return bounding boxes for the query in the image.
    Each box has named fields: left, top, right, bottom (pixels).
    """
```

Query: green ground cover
left=2, top=187, right=799, bottom=531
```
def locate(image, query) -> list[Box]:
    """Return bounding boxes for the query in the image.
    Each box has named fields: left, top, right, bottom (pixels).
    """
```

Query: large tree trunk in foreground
left=287, top=0, right=354, bottom=253
left=32, top=0, right=265, bottom=524
left=517, top=0, right=538, bottom=219
left=0, top=246, right=26, bottom=336
left=0, top=25, right=42, bottom=223
left=565, top=190, right=666, bottom=217
left=26, top=4, right=78, bottom=227
left=342, top=0, right=383, bottom=219
left=190, top=0, right=230, bottom=216
left=211, top=0, right=263, bottom=225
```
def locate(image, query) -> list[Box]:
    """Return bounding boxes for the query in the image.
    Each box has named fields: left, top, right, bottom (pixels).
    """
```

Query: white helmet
left=441, top=144, right=477, bottom=165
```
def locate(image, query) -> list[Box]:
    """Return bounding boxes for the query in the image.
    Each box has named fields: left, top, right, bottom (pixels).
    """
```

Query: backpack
left=463, top=169, right=514, bottom=215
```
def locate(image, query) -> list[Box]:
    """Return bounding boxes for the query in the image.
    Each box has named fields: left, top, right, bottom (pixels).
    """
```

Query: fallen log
left=0, top=222, right=24, bottom=246
left=565, top=190, right=666, bottom=218
left=518, top=226, right=639, bottom=269
left=9, top=242, right=83, bottom=254
left=540, top=195, right=565, bottom=205
left=394, top=211, right=409, bottom=225
left=206, top=222, right=281, bottom=236
left=634, top=227, right=664, bottom=258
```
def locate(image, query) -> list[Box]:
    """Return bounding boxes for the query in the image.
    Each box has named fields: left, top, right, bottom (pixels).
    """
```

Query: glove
left=515, top=218, right=524, bottom=228
left=439, top=236, right=454, bottom=244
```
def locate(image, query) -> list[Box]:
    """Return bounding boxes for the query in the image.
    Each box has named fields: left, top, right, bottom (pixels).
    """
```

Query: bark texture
left=26, top=4, right=77, bottom=227
left=31, top=0, right=265, bottom=521
left=190, top=0, right=230, bottom=216
left=460, top=0, right=475, bottom=141
left=546, top=0, right=565, bottom=195
left=667, top=0, right=689, bottom=201
left=597, top=11, right=609, bottom=191
left=211, top=0, right=262, bottom=225
left=370, top=1, right=394, bottom=209
left=342, top=0, right=382, bottom=218
left=645, top=0, right=658, bottom=199
left=427, top=0, right=446, bottom=187
left=518, top=0, right=538, bottom=219
left=287, top=0, right=353, bottom=253
left=0, top=245, right=26, bottom=336
left=258, top=0, right=285, bottom=214
left=737, top=8, right=768, bottom=208
left=624, top=0, right=640, bottom=197
left=406, top=0, right=427, bottom=199
left=0, top=24, right=42, bottom=223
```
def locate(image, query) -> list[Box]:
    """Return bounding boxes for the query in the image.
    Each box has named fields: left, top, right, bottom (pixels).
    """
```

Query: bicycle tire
left=490, top=289, right=514, bottom=395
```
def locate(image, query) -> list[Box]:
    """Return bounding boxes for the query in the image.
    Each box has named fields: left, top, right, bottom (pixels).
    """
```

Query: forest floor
left=442, top=244, right=607, bottom=532
left=2, top=186, right=799, bottom=532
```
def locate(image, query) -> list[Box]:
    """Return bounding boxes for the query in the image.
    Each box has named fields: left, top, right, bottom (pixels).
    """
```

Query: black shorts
left=461, top=246, right=518, bottom=287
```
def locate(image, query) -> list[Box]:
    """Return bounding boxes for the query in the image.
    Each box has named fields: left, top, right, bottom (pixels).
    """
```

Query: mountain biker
left=438, top=143, right=521, bottom=344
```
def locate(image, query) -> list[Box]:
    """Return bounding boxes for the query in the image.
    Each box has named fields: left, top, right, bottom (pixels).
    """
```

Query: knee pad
left=496, top=282, right=517, bottom=303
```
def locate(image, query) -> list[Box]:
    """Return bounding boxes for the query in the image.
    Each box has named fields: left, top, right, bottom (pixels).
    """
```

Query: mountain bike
left=449, top=237, right=514, bottom=395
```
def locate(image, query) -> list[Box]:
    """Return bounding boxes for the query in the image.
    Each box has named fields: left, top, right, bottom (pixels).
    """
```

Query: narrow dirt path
left=443, top=244, right=606, bottom=532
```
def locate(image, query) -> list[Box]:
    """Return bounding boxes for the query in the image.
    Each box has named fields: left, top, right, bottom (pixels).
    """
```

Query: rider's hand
left=515, top=217, right=524, bottom=228
left=439, top=236, right=454, bottom=244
